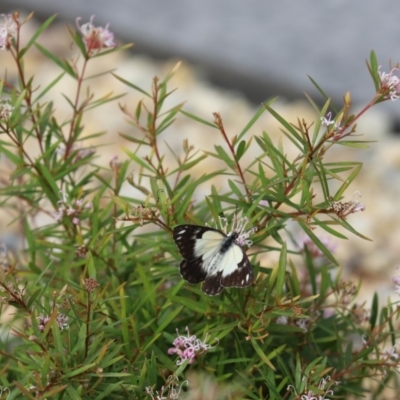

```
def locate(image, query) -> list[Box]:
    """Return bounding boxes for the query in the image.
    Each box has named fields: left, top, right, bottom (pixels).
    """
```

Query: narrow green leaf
left=166, top=295, right=207, bottom=314
left=161, top=61, right=181, bottom=85
left=8, top=89, right=27, bottom=129
left=281, top=127, right=304, bottom=152
left=214, top=145, right=235, bottom=169
left=237, top=103, right=271, bottom=142
left=135, top=99, right=142, bottom=120
left=319, top=267, right=330, bottom=300
left=35, top=43, right=77, bottom=78
left=157, top=105, right=184, bottom=134
left=119, top=133, right=148, bottom=145
left=368, top=50, right=380, bottom=91
left=19, top=14, right=57, bottom=58
left=250, top=339, right=276, bottom=370
left=307, top=76, right=337, bottom=114
left=91, top=43, right=134, bottom=58
left=113, top=73, right=151, bottom=97
left=0, top=140, right=23, bottom=164
left=298, top=221, right=338, bottom=265
left=236, top=140, right=246, bottom=161
left=304, top=245, right=317, bottom=295
left=35, top=162, right=59, bottom=201
left=370, top=292, right=379, bottom=331
left=336, top=217, right=371, bottom=240
left=312, top=99, right=331, bottom=144
left=171, top=154, right=207, bottom=172
left=70, top=29, right=87, bottom=57
left=314, top=158, right=330, bottom=201
left=276, top=242, right=287, bottom=298
left=312, top=218, right=348, bottom=239
left=95, top=383, right=127, bottom=399
left=64, top=363, right=97, bottom=378
left=122, top=148, right=153, bottom=171
left=264, top=104, right=304, bottom=144
left=334, top=140, right=371, bottom=148
left=180, top=110, right=217, bottom=128
left=334, top=163, right=362, bottom=199
left=228, top=179, right=244, bottom=199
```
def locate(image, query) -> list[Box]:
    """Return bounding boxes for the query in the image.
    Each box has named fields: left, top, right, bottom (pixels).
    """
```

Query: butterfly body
left=173, top=224, right=253, bottom=296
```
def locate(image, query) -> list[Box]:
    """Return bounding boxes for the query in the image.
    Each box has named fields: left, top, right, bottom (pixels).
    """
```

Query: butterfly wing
left=202, top=271, right=224, bottom=296
left=201, top=240, right=253, bottom=294
left=220, top=248, right=253, bottom=289
left=173, top=225, right=225, bottom=284
left=179, top=258, right=207, bottom=283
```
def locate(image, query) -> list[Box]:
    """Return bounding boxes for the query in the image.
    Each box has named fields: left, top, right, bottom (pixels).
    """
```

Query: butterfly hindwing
left=220, top=255, right=253, bottom=289
left=173, top=224, right=254, bottom=295
left=202, top=271, right=224, bottom=296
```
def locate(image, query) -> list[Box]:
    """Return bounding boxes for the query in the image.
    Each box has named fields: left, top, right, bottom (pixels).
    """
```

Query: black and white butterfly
left=173, top=224, right=254, bottom=296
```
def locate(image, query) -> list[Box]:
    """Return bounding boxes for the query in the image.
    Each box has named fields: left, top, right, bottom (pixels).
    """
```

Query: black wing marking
left=202, top=271, right=224, bottom=296
left=220, top=254, right=253, bottom=289
left=179, top=259, right=207, bottom=283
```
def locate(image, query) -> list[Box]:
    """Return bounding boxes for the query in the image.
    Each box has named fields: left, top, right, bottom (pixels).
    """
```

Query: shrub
left=0, top=12, right=399, bottom=400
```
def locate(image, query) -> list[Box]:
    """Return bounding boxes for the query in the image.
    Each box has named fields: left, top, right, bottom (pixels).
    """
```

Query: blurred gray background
left=3, top=0, right=400, bottom=129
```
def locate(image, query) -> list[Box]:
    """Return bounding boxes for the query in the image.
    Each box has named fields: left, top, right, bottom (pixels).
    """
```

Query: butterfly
left=173, top=224, right=254, bottom=296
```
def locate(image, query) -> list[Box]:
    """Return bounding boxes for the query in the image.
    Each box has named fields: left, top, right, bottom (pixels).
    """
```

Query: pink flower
left=321, top=112, right=335, bottom=127
left=145, top=376, right=187, bottom=400
left=378, top=67, right=400, bottom=101
left=53, top=191, right=93, bottom=226
left=0, top=14, right=18, bottom=50
left=37, top=314, right=50, bottom=331
left=288, top=375, right=339, bottom=400
left=56, top=313, right=69, bottom=330
left=53, top=208, right=64, bottom=222
left=76, top=15, right=116, bottom=52
left=328, top=192, right=365, bottom=218
left=37, top=313, right=69, bottom=331
left=393, top=275, right=400, bottom=295
left=168, top=326, right=216, bottom=365
left=66, top=206, right=76, bottom=216
left=296, top=318, right=309, bottom=332
left=321, top=112, right=343, bottom=140
left=110, top=155, right=123, bottom=173
left=218, top=215, right=257, bottom=248
left=0, top=101, right=14, bottom=119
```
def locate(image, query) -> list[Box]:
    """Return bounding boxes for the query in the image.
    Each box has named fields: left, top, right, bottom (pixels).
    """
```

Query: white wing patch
left=194, top=230, right=225, bottom=261
left=194, top=230, right=244, bottom=276
left=220, top=244, right=244, bottom=277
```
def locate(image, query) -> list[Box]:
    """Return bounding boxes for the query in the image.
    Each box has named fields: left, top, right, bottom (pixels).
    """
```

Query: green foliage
left=0, top=15, right=399, bottom=400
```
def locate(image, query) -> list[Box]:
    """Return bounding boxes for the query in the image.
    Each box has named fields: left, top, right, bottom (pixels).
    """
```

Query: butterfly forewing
left=173, top=225, right=225, bottom=260
left=173, top=225, right=219, bottom=283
